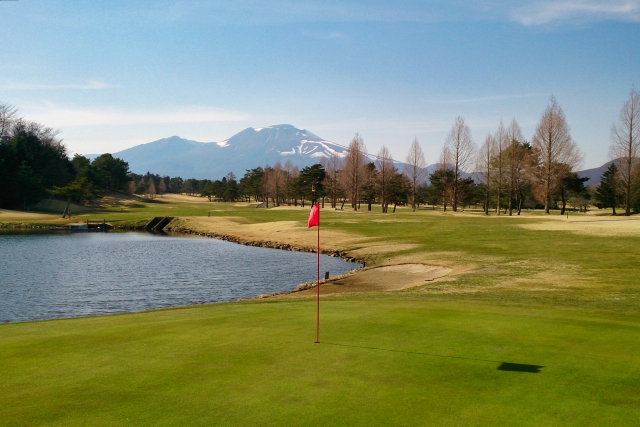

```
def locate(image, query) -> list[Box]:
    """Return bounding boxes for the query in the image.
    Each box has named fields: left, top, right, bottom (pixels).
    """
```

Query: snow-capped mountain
left=219, top=125, right=351, bottom=167
left=86, top=125, right=353, bottom=179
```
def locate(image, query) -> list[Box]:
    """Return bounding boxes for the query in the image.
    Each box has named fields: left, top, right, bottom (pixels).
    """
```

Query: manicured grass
left=2, top=200, right=640, bottom=425
left=2, top=299, right=639, bottom=426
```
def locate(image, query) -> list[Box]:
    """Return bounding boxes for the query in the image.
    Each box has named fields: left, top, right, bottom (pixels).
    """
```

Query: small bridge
left=68, top=220, right=114, bottom=231
left=144, top=217, right=174, bottom=232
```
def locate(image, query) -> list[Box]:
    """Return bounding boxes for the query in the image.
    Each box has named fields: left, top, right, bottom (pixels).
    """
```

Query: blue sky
left=1, top=1, right=639, bottom=169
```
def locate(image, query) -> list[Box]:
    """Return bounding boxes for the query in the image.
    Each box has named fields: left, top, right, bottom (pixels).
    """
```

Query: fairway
left=2, top=202, right=640, bottom=425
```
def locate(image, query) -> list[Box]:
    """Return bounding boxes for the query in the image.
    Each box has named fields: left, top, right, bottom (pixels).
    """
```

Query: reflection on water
left=0, top=231, right=360, bottom=323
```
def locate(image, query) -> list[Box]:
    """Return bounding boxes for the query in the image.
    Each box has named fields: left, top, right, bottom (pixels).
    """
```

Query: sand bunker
left=292, top=263, right=452, bottom=297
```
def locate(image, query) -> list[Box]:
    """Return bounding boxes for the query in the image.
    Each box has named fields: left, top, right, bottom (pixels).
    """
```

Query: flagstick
left=315, top=203, right=320, bottom=344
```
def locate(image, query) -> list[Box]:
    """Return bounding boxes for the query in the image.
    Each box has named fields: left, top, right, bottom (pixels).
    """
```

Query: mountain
left=577, top=160, right=619, bottom=186
left=89, top=126, right=617, bottom=186
left=466, top=161, right=616, bottom=186
left=88, top=125, right=352, bottom=179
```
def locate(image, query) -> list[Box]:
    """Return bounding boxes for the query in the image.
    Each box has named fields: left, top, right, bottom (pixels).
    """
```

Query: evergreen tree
left=595, top=163, right=621, bottom=215
left=297, top=164, right=326, bottom=204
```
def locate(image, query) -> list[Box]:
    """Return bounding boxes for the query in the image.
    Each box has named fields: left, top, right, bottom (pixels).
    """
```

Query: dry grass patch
left=349, top=243, right=420, bottom=257
left=177, top=216, right=372, bottom=252
left=0, top=209, right=59, bottom=221
left=520, top=217, right=640, bottom=236
left=160, top=193, right=210, bottom=203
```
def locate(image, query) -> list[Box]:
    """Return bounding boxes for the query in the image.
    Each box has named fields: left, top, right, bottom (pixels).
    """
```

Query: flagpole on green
left=307, top=202, right=321, bottom=343
left=315, top=203, right=320, bottom=344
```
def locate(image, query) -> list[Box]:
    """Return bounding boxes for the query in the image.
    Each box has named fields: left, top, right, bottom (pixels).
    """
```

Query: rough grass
left=1, top=200, right=640, bottom=425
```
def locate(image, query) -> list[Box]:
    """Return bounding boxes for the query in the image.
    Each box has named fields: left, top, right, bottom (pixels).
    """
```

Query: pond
left=0, top=231, right=361, bottom=323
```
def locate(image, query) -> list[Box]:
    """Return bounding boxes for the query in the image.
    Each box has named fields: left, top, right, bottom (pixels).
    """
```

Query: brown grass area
left=0, top=209, right=60, bottom=221
left=177, top=216, right=372, bottom=252
left=159, top=193, right=210, bottom=203
left=520, top=217, right=640, bottom=236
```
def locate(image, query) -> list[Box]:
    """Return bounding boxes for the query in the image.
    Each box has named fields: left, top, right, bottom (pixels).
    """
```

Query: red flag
left=307, top=203, right=319, bottom=228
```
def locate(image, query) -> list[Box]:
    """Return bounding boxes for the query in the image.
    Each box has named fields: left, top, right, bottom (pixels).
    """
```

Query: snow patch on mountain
left=277, top=139, right=349, bottom=159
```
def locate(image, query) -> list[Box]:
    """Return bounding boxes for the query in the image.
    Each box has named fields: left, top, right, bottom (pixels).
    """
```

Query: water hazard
left=0, top=231, right=361, bottom=323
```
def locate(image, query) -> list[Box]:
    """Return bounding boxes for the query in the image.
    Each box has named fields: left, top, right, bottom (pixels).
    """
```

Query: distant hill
left=427, top=161, right=616, bottom=186
left=577, top=160, right=619, bottom=186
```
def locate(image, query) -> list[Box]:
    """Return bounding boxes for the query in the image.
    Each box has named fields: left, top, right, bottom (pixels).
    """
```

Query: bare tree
left=505, top=118, right=525, bottom=215
left=158, top=178, right=167, bottom=197
left=376, top=145, right=395, bottom=213
left=491, top=119, right=508, bottom=215
left=262, top=164, right=273, bottom=207
left=283, top=159, right=294, bottom=204
left=147, top=177, right=156, bottom=199
left=321, top=150, right=343, bottom=208
left=404, top=137, right=426, bottom=212
left=531, top=96, right=582, bottom=214
left=340, top=133, right=368, bottom=210
left=444, top=116, right=476, bottom=212
left=291, top=165, right=299, bottom=205
left=435, top=146, right=454, bottom=211
left=0, top=103, right=19, bottom=140
left=610, top=87, right=640, bottom=216
left=476, top=133, right=495, bottom=215
left=438, top=145, right=451, bottom=171
left=273, top=162, right=283, bottom=206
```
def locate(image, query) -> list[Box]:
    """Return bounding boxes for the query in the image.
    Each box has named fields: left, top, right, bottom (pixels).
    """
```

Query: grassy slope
left=1, top=200, right=639, bottom=426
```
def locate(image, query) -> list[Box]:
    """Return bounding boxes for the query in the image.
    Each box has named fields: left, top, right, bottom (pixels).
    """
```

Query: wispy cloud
left=322, top=31, right=348, bottom=40
left=100, top=1, right=464, bottom=26
left=23, top=104, right=252, bottom=127
left=302, top=30, right=349, bottom=41
left=0, top=80, right=121, bottom=91
left=443, top=93, right=547, bottom=104
left=511, top=0, right=640, bottom=26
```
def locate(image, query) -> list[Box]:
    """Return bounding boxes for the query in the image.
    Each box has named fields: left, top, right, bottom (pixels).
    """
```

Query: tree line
left=428, top=91, right=640, bottom=216
left=2, top=89, right=639, bottom=215
left=0, top=104, right=130, bottom=212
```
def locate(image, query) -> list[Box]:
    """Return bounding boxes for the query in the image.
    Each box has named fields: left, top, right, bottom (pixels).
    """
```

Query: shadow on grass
left=325, top=342, right=543, bottom=373
left=497, top=362, right=544, bottom=373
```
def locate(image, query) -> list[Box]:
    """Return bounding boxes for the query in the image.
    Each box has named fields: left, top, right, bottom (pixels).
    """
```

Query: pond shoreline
left=163, top=222, right=365, bottom=300
left=0, top=222, right=365, bottom=321
left=0, top=220, right=364, bottom=265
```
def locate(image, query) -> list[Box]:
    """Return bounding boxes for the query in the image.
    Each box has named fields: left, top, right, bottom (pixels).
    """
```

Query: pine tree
left=595, top=163, right=620, bottom=215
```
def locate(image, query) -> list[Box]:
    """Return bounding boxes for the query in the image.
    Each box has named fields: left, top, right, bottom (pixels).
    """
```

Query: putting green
left=1, top=298, right=639, bottom=426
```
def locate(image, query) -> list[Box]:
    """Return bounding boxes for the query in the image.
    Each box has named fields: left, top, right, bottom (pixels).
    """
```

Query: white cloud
left=0, top=80, right=121, bottom=91
left=22, top=103, right=252, bottom=127
left=511, top=0, right=640, bottom=26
